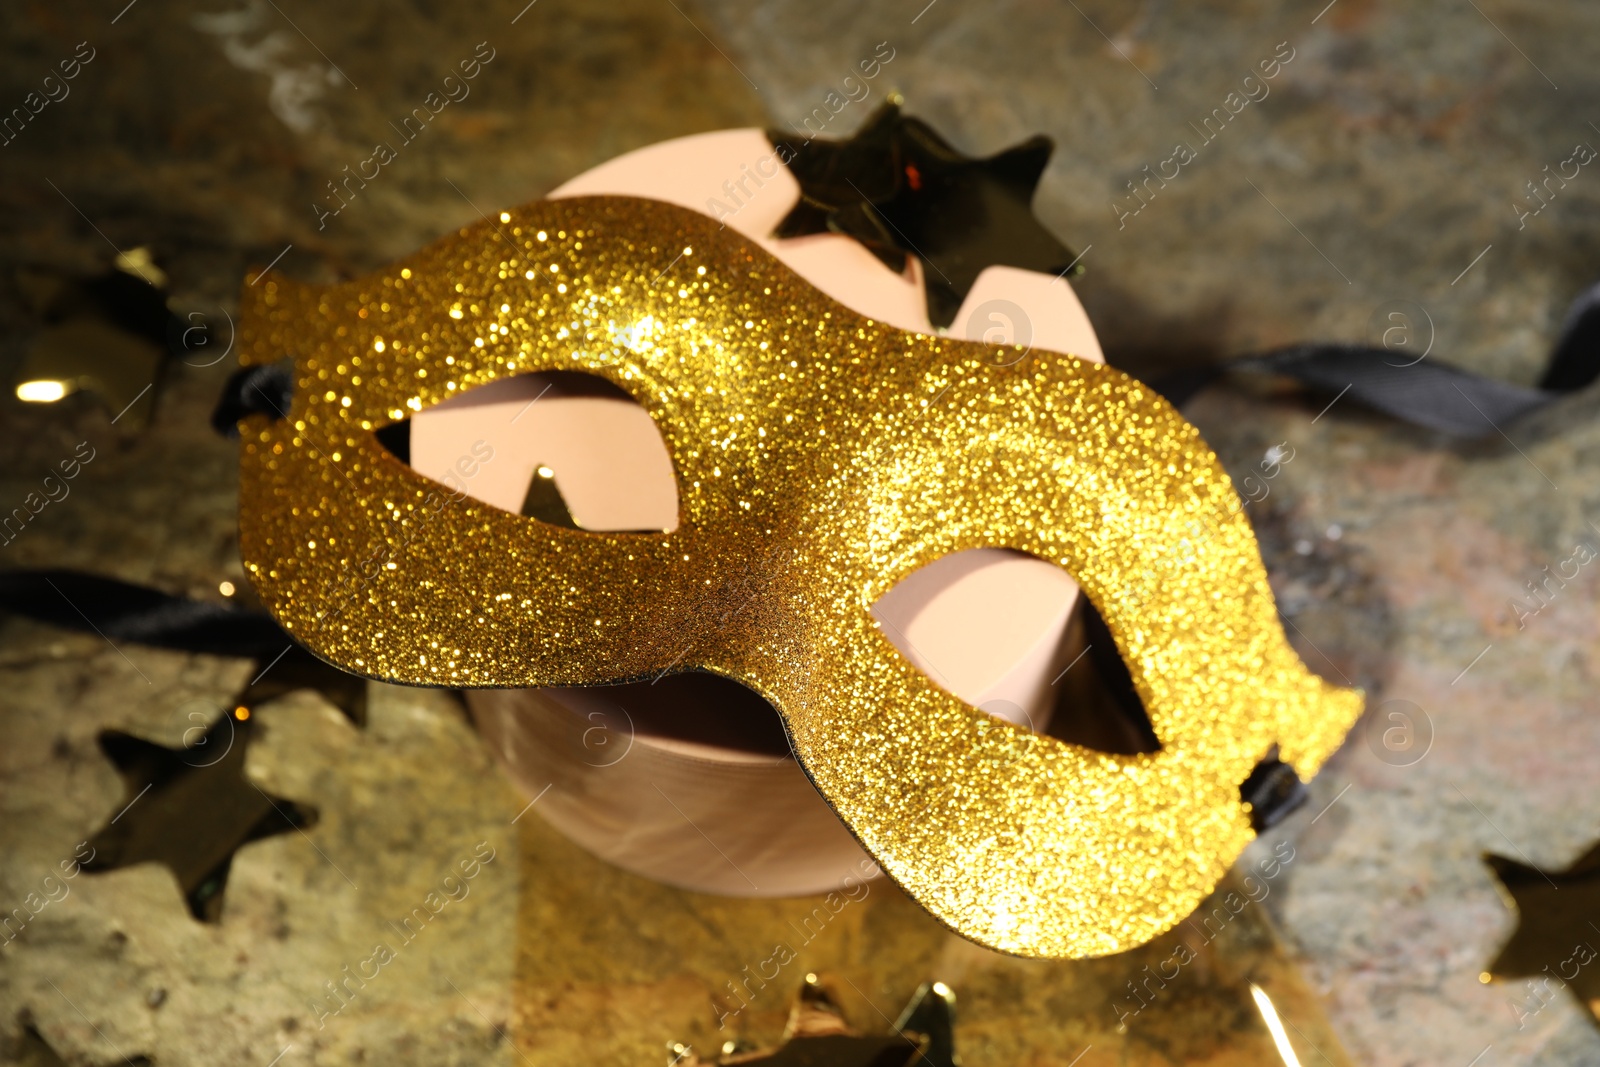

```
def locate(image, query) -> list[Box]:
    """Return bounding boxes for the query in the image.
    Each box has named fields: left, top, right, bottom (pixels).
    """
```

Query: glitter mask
left=234, top=195, right=1363, bottom=959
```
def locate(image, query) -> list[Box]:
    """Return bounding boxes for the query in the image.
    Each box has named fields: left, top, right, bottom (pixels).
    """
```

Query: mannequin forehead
left=545, top=127, right=1104, bottom=363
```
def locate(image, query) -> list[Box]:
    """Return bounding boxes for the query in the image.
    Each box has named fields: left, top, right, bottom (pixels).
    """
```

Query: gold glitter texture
left=233, top=196, right=1363, bottom=959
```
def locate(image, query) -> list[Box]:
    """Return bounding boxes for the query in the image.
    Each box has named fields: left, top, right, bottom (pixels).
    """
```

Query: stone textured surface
left=509, top=831, right=1353, bottom=1067
left=3, top=0, right=1599, bottom=1063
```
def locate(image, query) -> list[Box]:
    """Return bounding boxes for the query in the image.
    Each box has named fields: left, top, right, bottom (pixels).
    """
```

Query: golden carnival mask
left=233, top=194, right=1362, bottom=959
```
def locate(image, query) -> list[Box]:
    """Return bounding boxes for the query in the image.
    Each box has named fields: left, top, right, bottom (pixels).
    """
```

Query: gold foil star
left=680, top=975, right=957, bottom=1067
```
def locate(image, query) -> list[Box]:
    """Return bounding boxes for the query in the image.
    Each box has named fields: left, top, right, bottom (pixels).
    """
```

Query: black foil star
left=3, top=570, right=362, bottom=919
left=681, top=975, right=958, bottom=1067
left=768, top=99, right=1082, bottom=327
left=12, top=252, right=189, bottom=428
left=240, top=642, right=368, bottom=728
left=1483, top=842, right=1600, bottom=1028
left=770, top=102, right=907, bottom=270
left=83, top=711, right=316, bottom=922
left=0, top=569, right=366, bottom=728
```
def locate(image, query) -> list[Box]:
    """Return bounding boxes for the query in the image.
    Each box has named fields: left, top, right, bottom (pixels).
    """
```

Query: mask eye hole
left=1049, top=595, right=1162, bottom=755
left=871, top=548, right=1161, bottom=756
left=385, top=371, right=679, bottom=533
